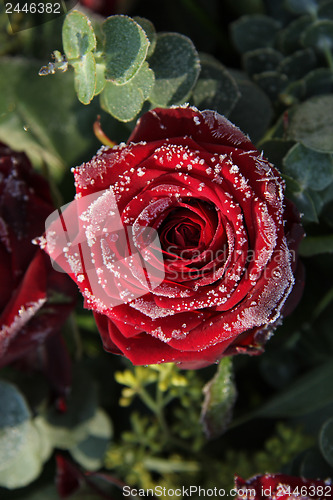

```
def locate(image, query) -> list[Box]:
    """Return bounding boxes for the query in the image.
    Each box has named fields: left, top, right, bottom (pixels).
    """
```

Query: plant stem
left=137, top=386, right=159, bottom=414
left=323, top=43, right=333, bottom=71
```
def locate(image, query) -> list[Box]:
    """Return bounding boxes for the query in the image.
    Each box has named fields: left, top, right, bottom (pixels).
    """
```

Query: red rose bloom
left=0, top=143, right=76, bottom=369
left=235, top=473, right=332, bottom=499
left=44, top=107, right=304, bottom=369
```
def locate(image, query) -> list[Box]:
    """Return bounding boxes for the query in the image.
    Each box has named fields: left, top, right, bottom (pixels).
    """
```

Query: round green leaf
left=284, top=0, right=318, bottom=15
left=42, top=369, right=99, bottom=450
left=278, top=48, right=316, bottom=81
left=0, top=421, right=48, bottom=489
left=62, top=10, right=96, bottom=61
left=283, top=143, right=333, bottom=190
left=73, top=52, right=96, bottom=105
left=148, top=32, right=200, bottom=107
left=70, top=409, right=113, bottom=471
left=319, top=417, right=333, bottom=467
left=288, top=94, right=333, bottom=153
left=102, top=15, right=149, bottom=85
left=228, top=71, right=273, bottom=143
left=299, top=448, right=333, bottom=479
left=101, top=62, right=154, bottom=121
left=192, top=54, right=240, bottom=117
left=285, top=183, right=319, bottom=222
left=0, top=381, right=31, bottom=471
left=304, top=67, right=333, bottom=98
left=299, top=234, right=333, bottom=256
left=134, top=17, right=157, bottom=58
left=243, top=48, right=283, bottom=77
left=231, top=15, right=280, bottom=54
left=0, top=381, right=30, bottom=430
left=46, top=368, right=97, bottom=430
left=301, top=20, right=333, bottom=51
left=318, top=0, right=333, bottom=20
left=278, top=15, right=313, bottom=54
left=95, top=62, right=106, bottom=96
left=0, top=382, right=51, bottom=489
left=254, top=70, right=288, bottom=100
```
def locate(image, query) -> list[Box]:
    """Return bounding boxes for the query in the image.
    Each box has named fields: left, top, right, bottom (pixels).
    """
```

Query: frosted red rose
left=44, top=107, right=304, bottom=369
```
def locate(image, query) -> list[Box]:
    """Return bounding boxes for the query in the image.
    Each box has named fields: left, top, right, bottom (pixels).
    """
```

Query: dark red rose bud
left=43, top=107, right=304, bottom=369
left=0, top=143, right=77, bottom=370
left=235, top=473, right=332, bottom=499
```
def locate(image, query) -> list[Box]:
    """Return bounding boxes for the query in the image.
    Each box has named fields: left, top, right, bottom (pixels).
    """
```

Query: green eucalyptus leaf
left=0, top=421, right=50, bottom=489
left=234, top=361, right=333, bottom=427
left=278, top=15, right=313, bottom=54
left=242, top=48, right=283, bottom=77
left=304, top=67, right=333, bottom=98
left=62, top=10, right=96, bottom=61
left=299, top=234, right=333, bottom=256
left=201, top=357, right=237, bottom=439
left=283, top=143, right=333, bottom=191
left=70, top=409, right=113, bottom=471
left=133, top=16, right=157, bottom=58
left=0, top=381, right=31, bottom=472
left=228, top=71, right=273, bottom=143
left=148, top=32, right=200, bottom=107
left=42, top=369, right=101, bottom=452
left=284, top=0, right=319, bottom=15
left=254, top=70, right=288, bottom=100
left=319, top=417, right=333, bottom=467
left=231, top=15, right=280, bottom=54
left=102, top=15, right=149, bottom=85
left=288, top=94, right=333, bottom=153
left=308, top=188, right=326, bottom=214
left=301, top=20, right=333, bottom=51
left=46, top=368, right=97, bottom=432
left=284, top=174, right=319, bottom=222
left=192, top=54, right=240, bottom=117
left=101, top=62, right=154, bottom=122
left=95, top=62, right=106, bottom=96
left=321, top=179, right=333, bottom=205
left=298, top=448, right=333, bottom=480
left=73, top=52, right=96, bottom=105
left=318, top=0, right=333, bottom=20
left=0, top=381, right=30, bottom=432
left=0, top=57, right=106, bottom=179
left=278, top=48, right=316, bottom=81
left=0, top=382, right=50, bottom=489
left=258, top=361, right=333, bottom=417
